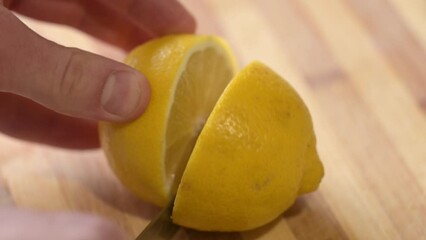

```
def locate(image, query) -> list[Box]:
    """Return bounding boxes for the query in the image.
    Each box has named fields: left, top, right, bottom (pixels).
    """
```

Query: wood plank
left=241, top=219, right=297, bottom=240
left=387, top=0, right=426, bottom=48
left=206, top=1, right=354, bottom=239
left=314, top=117, right=401, bottom=240
left=299, top=0, right=426, bottom=196
left=253, top=0, right=426, bottom=238
left=343, top=0, right=426, bottom=111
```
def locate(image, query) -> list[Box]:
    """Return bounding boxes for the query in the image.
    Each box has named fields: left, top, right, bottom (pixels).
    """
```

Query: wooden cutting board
left=1, top=0, right=425, bottom=239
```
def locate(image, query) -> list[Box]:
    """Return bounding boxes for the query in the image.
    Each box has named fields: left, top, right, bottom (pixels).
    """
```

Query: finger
left=0, top=208, right=129, bottom=240
left=7, top=0, right=196, bottom=50
left=0, top=93, right=99, bottom=149
left=0, top=6, right=151, bottom=122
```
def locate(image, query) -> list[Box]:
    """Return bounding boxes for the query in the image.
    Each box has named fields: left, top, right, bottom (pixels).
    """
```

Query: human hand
left=0, top=0, right=195, bottom=239
left=0, top=0, right=195, bottom=149
left=0, top=208, right=129, bottom=240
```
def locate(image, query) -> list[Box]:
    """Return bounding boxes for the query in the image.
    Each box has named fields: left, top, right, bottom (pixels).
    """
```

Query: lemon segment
left=172, top=61, right=324, bottom=231
left=99, top=35, right=237, bottom=206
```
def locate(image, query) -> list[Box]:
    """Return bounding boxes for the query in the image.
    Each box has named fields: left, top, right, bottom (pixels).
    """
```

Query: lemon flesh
left=99, top=35, right=237, bottom=206
left=166, top=47, right=235, bottom=192
left=172, top=61, right=324, bottom=231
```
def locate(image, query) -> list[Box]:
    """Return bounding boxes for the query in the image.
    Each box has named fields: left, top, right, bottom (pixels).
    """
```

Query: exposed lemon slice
left=99, top=35, right=324, bottom=232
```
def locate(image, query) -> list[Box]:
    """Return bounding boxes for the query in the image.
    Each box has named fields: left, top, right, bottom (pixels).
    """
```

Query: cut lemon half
left=100, top=35, right=237, bottom=206
left=99, top=35, right=324, bottom=232
left=172, top=61, right=324, bottom=231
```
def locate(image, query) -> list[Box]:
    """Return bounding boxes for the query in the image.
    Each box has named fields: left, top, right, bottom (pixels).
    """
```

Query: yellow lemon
left=99, top=35, right=324, bottom=232
left=173, top=61, right=324, bottom=231
left=100, top=35, right=237, bottom=206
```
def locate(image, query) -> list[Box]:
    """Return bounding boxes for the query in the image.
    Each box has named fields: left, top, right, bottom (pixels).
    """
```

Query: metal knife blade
left=135, top=199, right=182, bottom=240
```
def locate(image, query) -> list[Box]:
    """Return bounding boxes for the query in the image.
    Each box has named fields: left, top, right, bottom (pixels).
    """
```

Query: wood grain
left=1, top=0, right=425, bottom=239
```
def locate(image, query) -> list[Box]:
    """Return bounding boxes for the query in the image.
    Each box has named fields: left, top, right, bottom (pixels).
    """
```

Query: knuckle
left=57, top=48, right=85, bottom=98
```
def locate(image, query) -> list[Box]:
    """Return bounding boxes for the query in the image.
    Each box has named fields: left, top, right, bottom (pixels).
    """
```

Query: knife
left=135, top=198, right=183, bottom=240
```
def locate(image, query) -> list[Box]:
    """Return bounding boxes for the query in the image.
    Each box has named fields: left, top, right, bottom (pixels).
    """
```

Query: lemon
left=172, top=61, right=324, bottom=231
left=100, top=35, right=237, bottom=206
left=99, top=35, right=324, bottom=232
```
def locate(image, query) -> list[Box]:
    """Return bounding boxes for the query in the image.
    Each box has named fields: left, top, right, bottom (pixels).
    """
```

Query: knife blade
left=135, top=199, right=182, bottom=240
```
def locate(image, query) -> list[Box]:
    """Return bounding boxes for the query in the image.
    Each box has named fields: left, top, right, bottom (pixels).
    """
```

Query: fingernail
left=101, top=71, right=144, bottom=119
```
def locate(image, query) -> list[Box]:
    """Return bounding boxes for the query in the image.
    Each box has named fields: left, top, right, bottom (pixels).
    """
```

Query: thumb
left=0, top=6, right=150, bottom=122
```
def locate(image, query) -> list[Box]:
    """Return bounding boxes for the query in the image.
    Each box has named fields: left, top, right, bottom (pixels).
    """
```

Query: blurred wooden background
left=1, top=0, right=425, bottom=239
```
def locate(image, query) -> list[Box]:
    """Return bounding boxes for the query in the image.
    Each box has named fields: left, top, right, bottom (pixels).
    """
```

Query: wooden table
left=1, top=0, right=425, bottom=239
